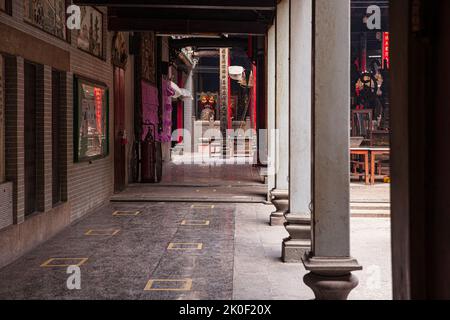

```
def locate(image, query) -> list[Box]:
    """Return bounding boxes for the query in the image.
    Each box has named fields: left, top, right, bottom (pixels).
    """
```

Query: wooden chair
left=351, top=110, right=373, bottom=146
left=350, top=110, right=374, bottom=183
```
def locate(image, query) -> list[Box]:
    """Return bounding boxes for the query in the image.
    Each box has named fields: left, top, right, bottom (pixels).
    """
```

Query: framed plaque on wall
left=74, top=76, right=109, bottom=162
left=76, top=6, right=104, bottom=59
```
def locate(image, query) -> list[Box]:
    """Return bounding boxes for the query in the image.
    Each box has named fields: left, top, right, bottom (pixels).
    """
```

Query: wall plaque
left=23, top=0, right=67, bottom=40
left=74, top=77, right=109, bottom=162
left=76, top=6, right=104, bottom=58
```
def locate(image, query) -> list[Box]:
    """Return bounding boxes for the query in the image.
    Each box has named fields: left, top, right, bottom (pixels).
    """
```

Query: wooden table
left=370, top=147, right=390, bottom=185
left=350, top=147, right=391, bottom=185
left=350, top=148, right=370, bottom=185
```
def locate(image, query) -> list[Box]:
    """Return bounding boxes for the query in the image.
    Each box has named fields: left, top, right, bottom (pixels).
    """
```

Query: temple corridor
left=3, top=0, right=450, bottom=302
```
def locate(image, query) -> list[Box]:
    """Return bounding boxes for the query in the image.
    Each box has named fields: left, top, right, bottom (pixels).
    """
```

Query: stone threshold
left=110, top=197, right=267, bottom=204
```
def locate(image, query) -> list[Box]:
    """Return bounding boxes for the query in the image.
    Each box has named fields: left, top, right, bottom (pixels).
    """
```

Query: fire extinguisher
left=155, top=134, right=162, bottom=183
left=120, top=130, right=128, bottom=146
left=141, top=123, right=157, bottom=183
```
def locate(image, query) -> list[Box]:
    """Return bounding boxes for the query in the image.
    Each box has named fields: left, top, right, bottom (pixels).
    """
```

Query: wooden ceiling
left=73, top=0, right=277, bottom=35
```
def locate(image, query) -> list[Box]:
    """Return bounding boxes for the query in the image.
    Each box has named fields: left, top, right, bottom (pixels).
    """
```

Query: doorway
left=114, top=67, right=126, bottom=192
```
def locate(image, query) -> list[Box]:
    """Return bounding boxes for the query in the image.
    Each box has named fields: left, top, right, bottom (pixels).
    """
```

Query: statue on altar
left=198, top=92, right=217, bottom=121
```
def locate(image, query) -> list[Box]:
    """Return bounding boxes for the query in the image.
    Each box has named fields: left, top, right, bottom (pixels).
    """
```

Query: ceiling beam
left=108, top=18, right=268, bottom=35
left=106, top=7, right=273, bottom=24
left=74, top=0, right=276, bottom=10
left=171, top=38, right=248, bottom=49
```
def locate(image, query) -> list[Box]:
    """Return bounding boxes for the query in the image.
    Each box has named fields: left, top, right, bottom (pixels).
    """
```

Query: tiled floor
left=161, top=157, right=263, bottom=186
left=110, top=160, right=267, bottom=203
left=0, top=163, right=392, bottom=300
left=0, top=201, right=392, bottom=300
left=233, top=204, right=392, bottom=300
left=0, top=202, right=235, bottom=300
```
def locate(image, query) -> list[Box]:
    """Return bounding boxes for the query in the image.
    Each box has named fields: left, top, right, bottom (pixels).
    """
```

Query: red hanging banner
left=382, top=32, right=390, bottom=69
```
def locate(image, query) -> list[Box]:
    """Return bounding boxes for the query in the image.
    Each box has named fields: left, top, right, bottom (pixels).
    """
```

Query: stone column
left=267, top=23, right=276, bottom=202
left=184, top=69, right=194, bottom=154
left=282, top=0, right=313, bottom=263
left=270, top=0, right=290, bottom=226
left=302, top=0, right=362, bottom=300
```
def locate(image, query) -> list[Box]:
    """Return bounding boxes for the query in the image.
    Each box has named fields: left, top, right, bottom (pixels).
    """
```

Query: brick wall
left=4, top=55, right=24, bottom=224
left=0, top=1, right=140, bottom=267
left=0, top=1, right=124, bottom=222
left=68, top=7, right=115, bottom=221
left=36, top=64, right=53, bottom=213
left=60, top=72, right=73, bottom=204
left=0, top=54, right=4, bottom=182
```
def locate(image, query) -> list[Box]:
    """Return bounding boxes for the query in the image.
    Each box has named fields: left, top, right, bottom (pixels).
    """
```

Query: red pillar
left=252, top=64, right=257, bottom=130
left=228, top=53, right=232, bottom=130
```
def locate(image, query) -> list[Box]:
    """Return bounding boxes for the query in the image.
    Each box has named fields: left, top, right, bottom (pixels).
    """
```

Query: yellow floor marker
left=190, top=204, right=215, bottom=209
left=181, top=220, right=210, bottom=226
left=85, top=229, right=120, bottom=236
left=112, top=210, right=141, bottom=216
left=41, top=258, right=88, bottom=268
left=144, top=279, right=192, bottom=291
left=167, top=243, right=203, bottom=250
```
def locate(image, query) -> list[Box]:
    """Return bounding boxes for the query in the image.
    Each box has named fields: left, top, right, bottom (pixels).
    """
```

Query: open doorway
left=112, top=36, right=268, bottom=203
left=349, top=0, right=392, bottom=300
left=165, top=42, right=262, bottom=185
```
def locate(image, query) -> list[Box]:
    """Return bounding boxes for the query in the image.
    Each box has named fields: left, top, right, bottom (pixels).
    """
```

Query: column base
left=269, top=189, right=289, bottom=226
left=282, top=239, right=310, bottom=263
left=270, top=214, right=286, bottom=226
left=282, top=214, right=311, bottom=263
left=303, top=272, right=359, bottom=300
left=302, top=255, right=362, bottom=300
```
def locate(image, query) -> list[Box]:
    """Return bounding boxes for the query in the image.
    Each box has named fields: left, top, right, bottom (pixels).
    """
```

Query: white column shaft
left=313, top=0, right=351, bottom=258
left=184, top=70, right=194, bottom=152
left=267, top=23, right=276, bottom=194
left=289, top=0, right=313, bottom=215
left=275, top=0, right=290, bottom=191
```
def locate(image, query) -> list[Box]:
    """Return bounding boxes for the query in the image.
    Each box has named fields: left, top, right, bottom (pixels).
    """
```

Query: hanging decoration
left=112, top=32, right=128, bottom=69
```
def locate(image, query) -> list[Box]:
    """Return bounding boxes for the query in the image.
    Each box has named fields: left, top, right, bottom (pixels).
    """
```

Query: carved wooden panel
left=76, top=6, right=104, bottom=58
left=23, top=0, right=67, bottom=40
left=140, top=32, right=156, bottom=84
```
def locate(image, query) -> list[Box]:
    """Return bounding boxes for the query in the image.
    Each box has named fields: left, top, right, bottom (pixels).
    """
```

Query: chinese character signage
left=23, top=0, right=66, bottom=40
left=74, top=77, right=109, bottom=162
left=76, top=6, right=103, bottom=58
left=382, top=32, right=390, bottom=69
left=219, top=48, right=229, bottom=136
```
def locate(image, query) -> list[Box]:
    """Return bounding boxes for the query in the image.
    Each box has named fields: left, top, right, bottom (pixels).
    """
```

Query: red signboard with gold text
left=382, top=32, right=390, bottom=69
